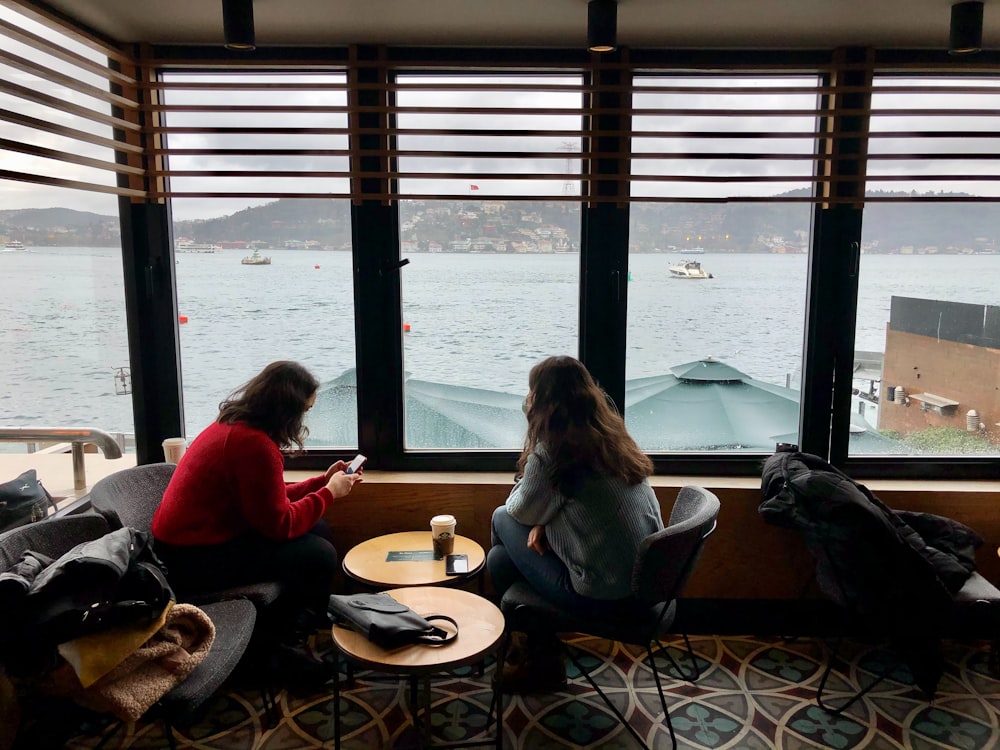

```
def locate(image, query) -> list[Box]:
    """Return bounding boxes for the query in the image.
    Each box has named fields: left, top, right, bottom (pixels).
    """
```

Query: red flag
left=469, top=184, right=480, bottom=190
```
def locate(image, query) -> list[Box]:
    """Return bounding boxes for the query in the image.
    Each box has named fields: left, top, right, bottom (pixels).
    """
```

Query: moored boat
left=668, top=260, right=714, bottom=279
left=175, top=240, right=221, bottom=253
left=3, top=240, right=25, bottom=251
left=241, top=248, right=271, bottom=265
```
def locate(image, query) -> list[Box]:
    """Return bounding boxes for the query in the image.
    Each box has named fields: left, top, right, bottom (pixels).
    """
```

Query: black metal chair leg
left=816, top=638, right=894, bottom=715
left=650, top=633, right=702, bottom=683
left=563, top=644, right=652, bottom=750
left=259, top=683, right=278, bottom=727
left=487, top=629, right=511, bottom=725
left=162, top=717, right=178, bottom=750
left=646, top=644, right=679, bottom=750
left=91, top=718, right=125, bottom=750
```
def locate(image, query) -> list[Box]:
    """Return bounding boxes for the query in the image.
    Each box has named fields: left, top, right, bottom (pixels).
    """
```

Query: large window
left=395, top=75, right=583, bottom=450
left=7, top=5, right=1000, bottom=477
left=852, top=76, right=1000, bottom=458
left=625, top=75, right=817, bottom=452
left=160, top=72, right=357, bottom=446
left=0, top=4, right=131, bottom=447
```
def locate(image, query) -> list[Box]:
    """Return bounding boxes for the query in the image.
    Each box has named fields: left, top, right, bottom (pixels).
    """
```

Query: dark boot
left=498, top=631, right=566, bottom=694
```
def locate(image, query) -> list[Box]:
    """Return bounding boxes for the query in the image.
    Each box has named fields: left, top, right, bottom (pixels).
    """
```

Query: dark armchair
left=87, top=463, right=283, bottom=609
left=500, top=485, right=721, bottom=750
left=0, top=514, right=257, bottom=749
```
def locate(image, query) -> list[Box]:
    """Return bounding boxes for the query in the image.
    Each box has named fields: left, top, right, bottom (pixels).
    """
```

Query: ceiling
left=39, top=0, right=998, bottom=51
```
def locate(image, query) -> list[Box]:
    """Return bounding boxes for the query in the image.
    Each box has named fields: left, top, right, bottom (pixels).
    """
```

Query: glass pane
left=162, top=72, right=357, bottom=447
left=396, top=74, right=582, bottom=450
left=0, top=6, right=131, bottom=455
left=626, top=75, right=817, bottom=451
left=848, top=76, right=1000, bottom=457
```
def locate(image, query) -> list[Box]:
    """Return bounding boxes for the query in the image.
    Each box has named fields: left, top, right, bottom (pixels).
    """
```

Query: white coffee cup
left=430, top=514, right=457, bottom=559
left=162, top=437, right=187, bottom=464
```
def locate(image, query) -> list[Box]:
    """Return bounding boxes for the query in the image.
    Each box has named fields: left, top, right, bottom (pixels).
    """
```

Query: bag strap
left=415, top=614, right=459, bottom=645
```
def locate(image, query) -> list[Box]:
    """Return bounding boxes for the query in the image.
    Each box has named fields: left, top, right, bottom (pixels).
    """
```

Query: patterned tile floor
left=51, top=633, right=1000, bottom=749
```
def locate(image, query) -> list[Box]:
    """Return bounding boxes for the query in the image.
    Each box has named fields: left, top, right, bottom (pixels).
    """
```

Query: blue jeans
left=488, top=506, right=620, bottom=618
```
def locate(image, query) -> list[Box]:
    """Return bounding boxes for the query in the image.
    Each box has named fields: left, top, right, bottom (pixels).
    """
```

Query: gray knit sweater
left=505, top=448, right=664, bottom=600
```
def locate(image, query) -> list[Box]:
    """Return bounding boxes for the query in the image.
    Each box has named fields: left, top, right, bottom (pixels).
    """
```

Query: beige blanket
left=50, top=603, right=215, bottom=723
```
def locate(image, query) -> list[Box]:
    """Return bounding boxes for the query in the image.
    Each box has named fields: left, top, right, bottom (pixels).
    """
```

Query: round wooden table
left=330, top=586, right=506, bottom=748
left=342, top=530, right=486, bottom=589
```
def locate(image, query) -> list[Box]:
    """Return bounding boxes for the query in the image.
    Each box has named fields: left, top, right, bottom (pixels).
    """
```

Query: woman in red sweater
left=152, top=360, right=361, bottom=679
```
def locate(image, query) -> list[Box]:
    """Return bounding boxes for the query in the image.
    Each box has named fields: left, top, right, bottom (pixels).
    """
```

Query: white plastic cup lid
left=430, top=514, right=456, bottom=526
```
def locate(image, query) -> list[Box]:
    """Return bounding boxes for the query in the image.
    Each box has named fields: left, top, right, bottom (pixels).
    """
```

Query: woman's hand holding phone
left=325, top=470, right=361, bottom=499
left=324, top=460, right=349, bottom=481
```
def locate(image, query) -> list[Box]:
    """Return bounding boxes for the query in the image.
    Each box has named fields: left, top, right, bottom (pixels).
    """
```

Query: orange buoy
left=403, top=323, right=411, bottom=332
left=314, top=264, right=320, bottom=269
left=178, top=315, right=189, bottom=324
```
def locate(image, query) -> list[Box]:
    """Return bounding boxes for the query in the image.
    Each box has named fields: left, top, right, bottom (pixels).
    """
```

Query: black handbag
left=0, top=470, right=57, bottom=533
left=327, top=592, right=458, bottom=649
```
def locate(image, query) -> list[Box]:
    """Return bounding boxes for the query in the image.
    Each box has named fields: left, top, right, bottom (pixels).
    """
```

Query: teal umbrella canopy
left=625, top=361, right=800, bottom=451
left=308, top=360, right=900, bottom=454
left=308, top=368, right=525, bottom=449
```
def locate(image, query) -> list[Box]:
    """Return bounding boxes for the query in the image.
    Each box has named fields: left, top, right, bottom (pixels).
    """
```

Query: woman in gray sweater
left=487, top=355, right=663, bottom=692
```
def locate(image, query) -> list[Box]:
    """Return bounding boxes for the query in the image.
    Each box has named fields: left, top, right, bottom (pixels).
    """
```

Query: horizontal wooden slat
left=0, top=16, right=134, bottom=87
left=0, top=168, right=145, bottom=197
left=0, top=48, right=136, bottom=110
left=0, top=79, right=140, bottom=131
left=0, top=137, right=144, bottom=175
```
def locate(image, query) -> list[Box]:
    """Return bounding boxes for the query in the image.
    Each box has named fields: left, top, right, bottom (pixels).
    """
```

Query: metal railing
left=0, top=427, right=124, bottom=491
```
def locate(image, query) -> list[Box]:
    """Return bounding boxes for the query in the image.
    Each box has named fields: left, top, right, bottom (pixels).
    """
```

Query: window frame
left=5, top=7, right=1000, bottom=478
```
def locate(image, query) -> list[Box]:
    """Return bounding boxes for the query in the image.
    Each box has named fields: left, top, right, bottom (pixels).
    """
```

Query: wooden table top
left=331, top=586, right=505, bottom=674
left=342, top=531, right=486, bottom=587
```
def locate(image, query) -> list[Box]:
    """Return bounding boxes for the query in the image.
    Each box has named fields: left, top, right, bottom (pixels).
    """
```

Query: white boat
left=175, top=240, right=221, bottom=253
left=241, top=248, right=271, bottom=265
left=3, top=240, right=24, bottom=251
left=669, top=260, right=714, bottom=279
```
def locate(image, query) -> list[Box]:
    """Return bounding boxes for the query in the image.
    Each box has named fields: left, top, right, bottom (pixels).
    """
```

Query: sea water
left=1, top=247, right=998, bottom=441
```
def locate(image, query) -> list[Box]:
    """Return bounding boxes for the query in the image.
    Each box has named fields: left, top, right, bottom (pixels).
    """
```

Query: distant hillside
left=0, top=207, right=118, bottom=228
left=0, top=207, right=120, bottom=247
left=6, top=193, right=1000, bottom=253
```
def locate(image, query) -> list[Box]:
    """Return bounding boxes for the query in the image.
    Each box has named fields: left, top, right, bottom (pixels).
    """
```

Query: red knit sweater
left=151, top=420, right=333, bottom=545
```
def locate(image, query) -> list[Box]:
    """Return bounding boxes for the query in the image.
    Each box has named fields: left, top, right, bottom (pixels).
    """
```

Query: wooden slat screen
left=148, top=71, right=352, bottom=202
left=0, top=0, right=142, bottom=199
left=7, top=0, right=1000, bottom=207
left=867, top=73, right=1000, bottom=202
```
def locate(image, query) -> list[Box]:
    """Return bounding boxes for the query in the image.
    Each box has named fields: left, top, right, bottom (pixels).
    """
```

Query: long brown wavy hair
left=217, top=361, right=319, bottom=453
left=517, top=356, right=653, bottom=496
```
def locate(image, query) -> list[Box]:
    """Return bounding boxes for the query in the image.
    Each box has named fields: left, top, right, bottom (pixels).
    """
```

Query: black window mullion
left=351, top=47, right=404, bottom=470
left=113, top=55, right=183, bottom=465
left=800, top=48, right=871, bottom=464
left=580, top=54, right=630, bottom=407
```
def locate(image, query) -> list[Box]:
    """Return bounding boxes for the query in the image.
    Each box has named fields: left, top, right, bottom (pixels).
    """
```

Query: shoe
left=494, top=632, right=566, bottom=694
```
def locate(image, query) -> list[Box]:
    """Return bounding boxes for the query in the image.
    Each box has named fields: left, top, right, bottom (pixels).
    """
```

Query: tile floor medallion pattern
left=30, top=632, right=1000, bottom=749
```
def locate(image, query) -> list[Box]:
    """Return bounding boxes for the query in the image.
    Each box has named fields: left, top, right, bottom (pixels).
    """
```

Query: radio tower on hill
left=561, top=141, right=577, bottom=195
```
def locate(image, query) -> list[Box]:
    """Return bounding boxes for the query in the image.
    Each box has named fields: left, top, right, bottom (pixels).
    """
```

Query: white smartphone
left=345, top=453, right=367, bottom=474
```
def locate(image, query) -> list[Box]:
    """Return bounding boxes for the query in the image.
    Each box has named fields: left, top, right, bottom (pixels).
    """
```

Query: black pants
left=154, top=520, right=338, bottom=641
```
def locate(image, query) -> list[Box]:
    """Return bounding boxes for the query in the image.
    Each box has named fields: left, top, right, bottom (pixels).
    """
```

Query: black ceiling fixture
left=223, top=0, right=255, bottom=51
left=588, top=0, right=617, bottom=53
left=950, top=1, right=984, bottom=55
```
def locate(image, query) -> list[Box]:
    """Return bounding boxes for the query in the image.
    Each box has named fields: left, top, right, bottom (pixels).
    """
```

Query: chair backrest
left=632, top=485, right=720, bottom=604
left=88, top=463, right=175, bottom=535
left=0, top=513, right=110, bottom=573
